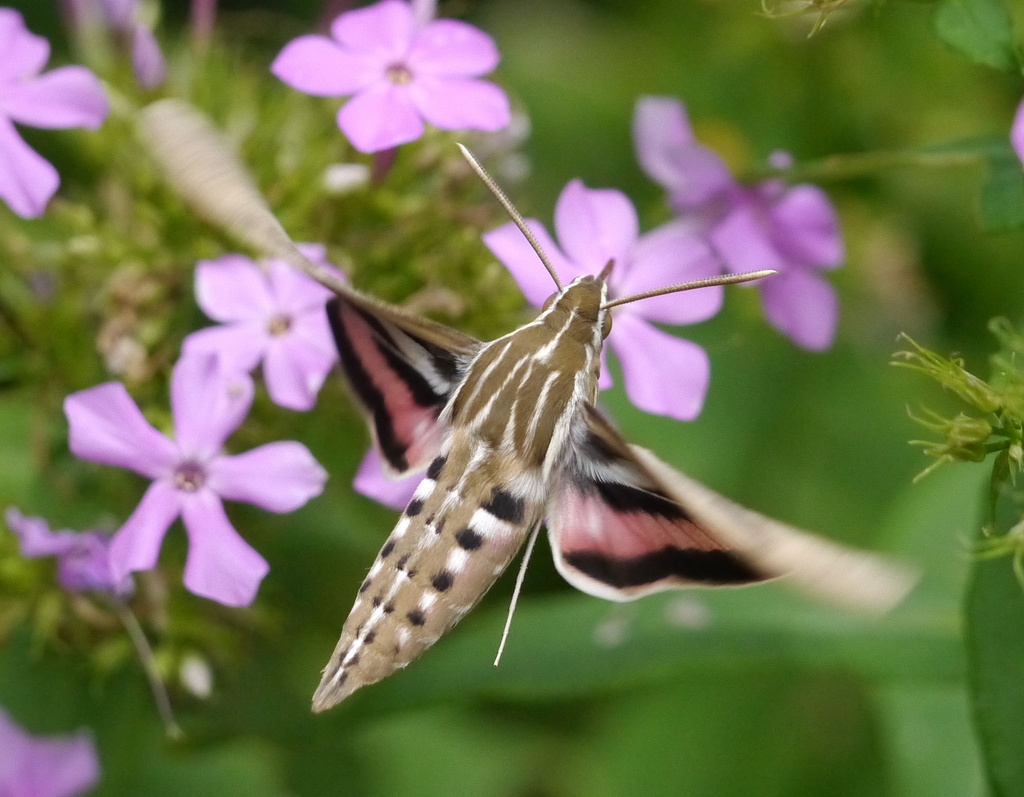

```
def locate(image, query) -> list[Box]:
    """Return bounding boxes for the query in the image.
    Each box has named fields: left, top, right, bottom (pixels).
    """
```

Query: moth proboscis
left=139, top=99, right=917, bottom=712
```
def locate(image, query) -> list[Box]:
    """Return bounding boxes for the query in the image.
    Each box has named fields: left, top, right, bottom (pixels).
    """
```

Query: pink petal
left=264, top=258, right=334, bottom=313
left=1013, top=97, right=1024, bottom=167
left=482, top=220, right=576, bottom=307
left=331, top=0, right=415, bottom=59
left=101, top=0, right=137, bottom=28
left=65, top=382, right=177, bottom=478
left=0, top=116, right=59, bottom=218
left=633, top=95, right=733, bottom=208
left=408, top=20, right=500, bottom=77
left=1, top=714, right=101, bottom=797
left=108, top=480, right=182, bottom=580
left=554, top=180, right=638, bottom=272
left=131, top=24, right=166, bottom=89
left=181, top=321, right=268, bottom=375
left=410, top=76, right=510, bottom=132
left=271, top=35, right=381, bottom=97
left=210, top=441, right=327, bottom=512
left=0, top=10, right=49, bottom=82
left=5, top=508, right=76, bottom=557
left=610, top=314, right=710, bottom=421
left=337, top=83, right=424, bottom=153
left=709, top=201, right=787, bottom=276
left=180, top=491, right=268, bottom=607
left=194, top=253, right=276, bottom=322
left=171, top=354, right=254, bottom=456
left=262, top=333, right=335, bottom=411
left=354, top=447, right=420, bottom=510
left=759, top=268, right=838, bottom=351
left=2, top=66, right=108, bottom=130
left=767, top=184, right=844, bottom=269
left=616, top=220, right=723, bottom=325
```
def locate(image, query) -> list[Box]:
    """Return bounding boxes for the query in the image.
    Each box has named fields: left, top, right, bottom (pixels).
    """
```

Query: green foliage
left=934, top=0, right=1021, bottom=72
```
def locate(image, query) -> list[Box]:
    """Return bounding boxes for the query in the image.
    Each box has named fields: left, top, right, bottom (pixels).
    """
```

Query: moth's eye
left=600, top=312, right=613, bottom=340
left=541, top=293, right=557, bottom=311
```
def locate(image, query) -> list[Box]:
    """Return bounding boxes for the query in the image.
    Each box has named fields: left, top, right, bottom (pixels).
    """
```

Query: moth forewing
left=627, top=445, right=917, bottom=613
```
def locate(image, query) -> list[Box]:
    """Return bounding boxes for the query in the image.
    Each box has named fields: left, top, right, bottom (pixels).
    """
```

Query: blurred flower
left=64, top=354, right=327, bottom=607
left=484, top=179, right=721, bottom=421
left=633, top=95, right=843, bottom=351
left=182, top=245, right=340, bottom=411
left=6, top=508, right=133, bottom=596
left=1013, top=97, right=1024, bottom=167
left=271, top=0, right=510, bottom=153
left=0, top=707, right=100, bottom=797
left=0, top=8, right=108, bottom=217
left=97, top=0, right=166, bottom=88
left=354, top=447, right=420, bottom=510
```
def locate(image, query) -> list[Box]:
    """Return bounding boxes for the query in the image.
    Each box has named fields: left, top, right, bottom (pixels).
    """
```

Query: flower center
left=385, top=62, right=413, bottom=85
left=267, top=314, right=292, bottom=336
left=174, top=460, right=208, bottom=492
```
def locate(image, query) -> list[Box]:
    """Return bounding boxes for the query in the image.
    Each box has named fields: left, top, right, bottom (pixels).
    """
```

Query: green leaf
left=966, top=555, right=1024, bottom=797
left=934, top=0, right=1020, bottom=72
left=980, top=152, right=1024, bottom=231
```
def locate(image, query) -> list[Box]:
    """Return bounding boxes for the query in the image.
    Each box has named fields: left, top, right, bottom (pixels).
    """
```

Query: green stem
left=746, top=148, right=989, bottom=184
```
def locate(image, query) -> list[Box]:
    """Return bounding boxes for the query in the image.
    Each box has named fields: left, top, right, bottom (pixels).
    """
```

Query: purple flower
left=0, top=707, right=100, bottom=797
left=634, top=96, right=843, bottom=351
left=484, top=179, right=722, bottom=421
left=64, top=354, right=328, bottom=607
left=1013, top=97, right=1024, bottom=167
left=6, top=508, right=133, bottom=597
left=0, top=9, right=108, bottom=218
left=271, top=0, right=510, bottom=153
left=353, top=447, right=420, bottom=510
left=182, top=245, right=340, bottom=412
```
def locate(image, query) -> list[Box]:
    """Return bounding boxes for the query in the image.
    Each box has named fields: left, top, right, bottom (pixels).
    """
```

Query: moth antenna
left=137, top=99, right=350, bottom=297
left=456, top=143, right=563, bottom=292
left=601, top=269, right=777, bottom=311
left=493, top=521, right=543, bottom=667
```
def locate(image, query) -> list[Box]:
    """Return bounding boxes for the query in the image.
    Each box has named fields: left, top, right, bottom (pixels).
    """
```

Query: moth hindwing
left=135, top=100, right=914, bottom=714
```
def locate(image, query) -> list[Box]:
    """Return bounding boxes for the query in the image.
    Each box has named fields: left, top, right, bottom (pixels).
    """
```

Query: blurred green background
left=1, top=0, right=1023, bottom=795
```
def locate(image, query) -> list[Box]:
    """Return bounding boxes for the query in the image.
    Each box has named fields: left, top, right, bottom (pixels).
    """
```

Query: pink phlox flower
left=634, top=95, right=844, bottom=351
left=484, top=179, right=723, bottom=421
left=0, top=707, right=100, bottom=797
left=0, top=9, right=108, bottom=218
left=1012, top=97, right=1024, bottom=168
left=182, top=245, right=341, bottom=412
left=354, top=447, right=420, bottom=510
left=64, top=354, right=328, bottom=607
left=6, top=507, right=133, bottom=597
left=271, top=0, right=511, bottom=153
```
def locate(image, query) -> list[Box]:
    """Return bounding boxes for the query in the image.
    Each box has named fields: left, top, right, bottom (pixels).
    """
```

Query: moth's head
left=541, top=275, right=612, bottom=340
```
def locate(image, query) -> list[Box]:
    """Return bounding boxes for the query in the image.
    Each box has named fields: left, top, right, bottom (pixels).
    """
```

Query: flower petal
left=181, top=492, right=268, bottom=607
left=555, top=180, right=638, bottom=272
left=633, top=95, right=733, bottom=208
left=483, top=220, right=576, bottom=307
left=272, top=35, right=380, bottom=97
left=1014, top=97, right=1024, bottom=167
left=408, top=19, right=500, bottom=76
left=331, top=0, right=414, bottom=59
left=131, top=24, right=166, bottom=89
left=264, top=258, right=334, bottom=313
left=194, top=253, right=276, bottom=322
left=410, top=76, right=510, bottom=133
left=766, top=184, right=844, bottom=269
left=261, top=336, right=334, bottom=411
left=210, top=441, right=327, bottom=512
left=57, top=532, right=132, bottom=596
left=0, top=116, right=59, bottom=218
left=108, top=480, right=181, bottom=580
left=0, top=711, right=101, bottom=797
left=610, top=314, right=710, bottom=421
left=171, top=354, right=254, bottom=456
left=337, top=83, right=424, bottom=152
left=616, top=220, right=723, bottom=325
left=708, top=200, right=787, bottom=276
left=0, top=10, right=49, bottom=82
left=354, top=447, right=420, bottom=510
left=5, top=508, right=76, bottom=557
left=65, top=382, right=177, bottom=478
left=2, top=66, right=108, bottom=129
left=181, top=321, right=268, bottom=375
left=759, top=268, right=838, bottom=351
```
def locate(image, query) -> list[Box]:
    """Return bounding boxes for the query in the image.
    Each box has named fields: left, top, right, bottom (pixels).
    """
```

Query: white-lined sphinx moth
left=140, top=100, right=916, bottom=713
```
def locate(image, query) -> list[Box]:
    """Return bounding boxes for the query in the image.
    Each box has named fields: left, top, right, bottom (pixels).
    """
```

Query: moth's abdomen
left=312, top=447, right=537, bottom=711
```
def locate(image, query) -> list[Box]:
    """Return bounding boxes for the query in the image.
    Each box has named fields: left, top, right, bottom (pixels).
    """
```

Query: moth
left=139, top=100, right=916, bottom=713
